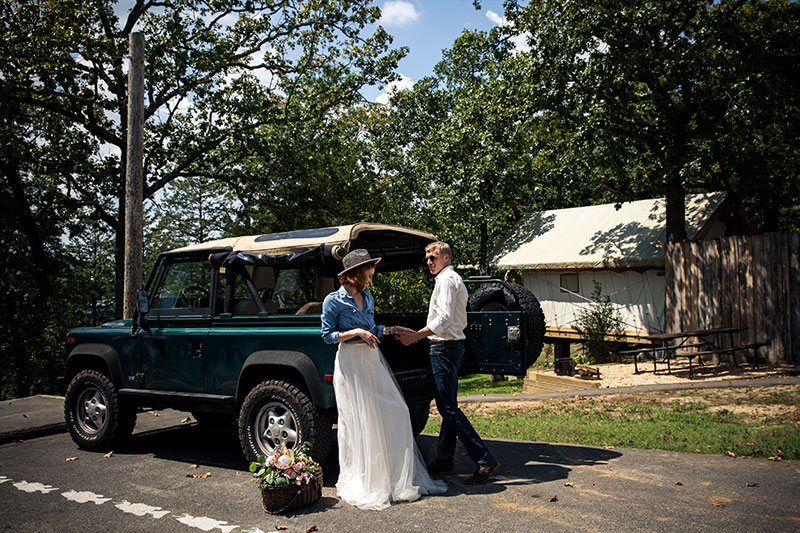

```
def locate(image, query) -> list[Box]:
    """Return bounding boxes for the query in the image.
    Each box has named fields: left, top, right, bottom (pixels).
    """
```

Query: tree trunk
left=665, top=177, right=687, bottom=243
left=1, top=160, right=53, bottom=300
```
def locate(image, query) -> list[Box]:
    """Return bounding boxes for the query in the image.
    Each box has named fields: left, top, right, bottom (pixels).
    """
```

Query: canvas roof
left=492, top=192, right=728, bottom=271
left=168, top=222, right=436, bottom=256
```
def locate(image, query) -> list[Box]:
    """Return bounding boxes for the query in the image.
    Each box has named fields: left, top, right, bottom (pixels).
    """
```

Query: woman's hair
left=339, top=264, right=372, bottom=292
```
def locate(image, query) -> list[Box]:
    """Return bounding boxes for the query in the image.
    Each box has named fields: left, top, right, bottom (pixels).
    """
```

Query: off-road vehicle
left=60, top=223, right=544, bottom=463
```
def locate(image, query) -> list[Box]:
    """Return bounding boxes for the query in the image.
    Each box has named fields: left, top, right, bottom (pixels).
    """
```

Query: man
left=399, top=241, right=499, bottom=484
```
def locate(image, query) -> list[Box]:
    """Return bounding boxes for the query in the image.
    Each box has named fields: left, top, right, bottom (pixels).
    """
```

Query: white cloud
left=379, top=1, right=420, bottom=27
left=485, top=10, right=530, bottom=53
left=375, top=73, right=414, bottom=105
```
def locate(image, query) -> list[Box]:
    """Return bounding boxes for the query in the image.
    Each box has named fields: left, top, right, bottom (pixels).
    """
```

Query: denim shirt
left=321, top=286, right=385, bottom=345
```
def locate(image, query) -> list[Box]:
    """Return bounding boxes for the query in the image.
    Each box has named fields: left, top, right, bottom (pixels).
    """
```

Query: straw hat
left=339, top=249, right=381, bottom=276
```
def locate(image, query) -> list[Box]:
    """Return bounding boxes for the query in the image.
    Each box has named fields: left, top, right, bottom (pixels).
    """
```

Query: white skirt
left=334, top=342, right=447, bottom=510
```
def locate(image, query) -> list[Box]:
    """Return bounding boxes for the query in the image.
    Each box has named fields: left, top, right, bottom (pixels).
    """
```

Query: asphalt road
left=1, top=406, right=798, bottom=533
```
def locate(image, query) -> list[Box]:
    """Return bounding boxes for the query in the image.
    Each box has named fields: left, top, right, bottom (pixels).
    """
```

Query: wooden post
left=123, top=32, right=144, bottom=319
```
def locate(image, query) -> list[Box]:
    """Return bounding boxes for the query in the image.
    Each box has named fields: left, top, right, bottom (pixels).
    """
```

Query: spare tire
left=468, top=282, right=546, bottom=369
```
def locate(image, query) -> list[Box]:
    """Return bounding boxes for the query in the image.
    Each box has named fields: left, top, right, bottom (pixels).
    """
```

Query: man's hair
left=425, top=241, right=451, bottom=257
left=338, top=263, right=372, bottom=292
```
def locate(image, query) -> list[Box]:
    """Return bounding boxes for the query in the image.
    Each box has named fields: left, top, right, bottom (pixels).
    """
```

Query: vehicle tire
left=64, top=369, right=136, bottom=451
left=468, top=282, right=546, bottom=368
left=409, top=401, right=430, bottom=436
left=239, top=380, right=332, bottom=464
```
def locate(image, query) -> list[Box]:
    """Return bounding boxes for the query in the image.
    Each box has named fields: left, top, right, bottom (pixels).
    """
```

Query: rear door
left=462, top=311, right=526, bottom=376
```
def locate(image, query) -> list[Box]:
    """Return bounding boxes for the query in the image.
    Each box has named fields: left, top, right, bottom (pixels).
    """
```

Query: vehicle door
left=139, top=255, right=214, bottom=392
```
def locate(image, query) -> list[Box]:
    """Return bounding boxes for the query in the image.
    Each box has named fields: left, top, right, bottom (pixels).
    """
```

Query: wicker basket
left=260, top=468, right=323, bottom=515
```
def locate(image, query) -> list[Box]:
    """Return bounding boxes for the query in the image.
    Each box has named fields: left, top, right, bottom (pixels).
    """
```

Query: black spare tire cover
left=468, top=282, right=546, bottom=369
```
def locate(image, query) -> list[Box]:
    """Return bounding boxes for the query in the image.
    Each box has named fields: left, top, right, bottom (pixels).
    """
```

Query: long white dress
left=334, top=342, right=447, bottom=510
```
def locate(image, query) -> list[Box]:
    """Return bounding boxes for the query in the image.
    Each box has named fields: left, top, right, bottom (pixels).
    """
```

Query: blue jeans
left=430, top=341, right=493, bottom=466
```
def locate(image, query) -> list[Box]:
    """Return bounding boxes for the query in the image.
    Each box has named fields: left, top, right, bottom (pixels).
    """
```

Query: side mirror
left=136, top=289, right=150, bottom=314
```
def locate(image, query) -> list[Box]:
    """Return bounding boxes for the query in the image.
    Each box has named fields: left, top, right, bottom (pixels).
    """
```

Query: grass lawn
left=456, top=374, right=524, bottom=396
left=428, top=382, right=800, bottom=461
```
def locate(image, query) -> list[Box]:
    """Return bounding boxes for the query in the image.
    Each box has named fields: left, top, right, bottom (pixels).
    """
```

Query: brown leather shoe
left=464, top=459, right=499, bottom=485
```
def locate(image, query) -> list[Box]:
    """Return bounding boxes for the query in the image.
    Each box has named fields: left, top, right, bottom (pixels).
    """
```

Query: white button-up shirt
left=427, top=265, right=468, bottom=341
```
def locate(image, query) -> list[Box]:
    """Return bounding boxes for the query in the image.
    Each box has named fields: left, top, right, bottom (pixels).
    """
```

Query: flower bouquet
left=249, top=442, right=322, bottom=514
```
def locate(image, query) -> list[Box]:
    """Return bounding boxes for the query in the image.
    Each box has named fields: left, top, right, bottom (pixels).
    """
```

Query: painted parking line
left=2, top=474, right=275, bottom=533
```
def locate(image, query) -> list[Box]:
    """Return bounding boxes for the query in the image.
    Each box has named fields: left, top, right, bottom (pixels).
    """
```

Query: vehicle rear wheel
left=239, top=380, right=332, bottom=464
left=468, top=282, right=546, bottom=369
left=64, top=369, right=136, bottom=451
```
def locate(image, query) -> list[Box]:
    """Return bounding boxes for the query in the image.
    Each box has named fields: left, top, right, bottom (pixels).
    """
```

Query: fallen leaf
left=22, top=414, right=29, bottom=418
left=768, top=456, right=783, bottom=461
left=549, top=496, right=558, bottom=502
left=564, top=483, right=573, bottom=487
left=189, top=464, right=199, bottom=469
left=186, top=472, right=212, bottom=479
left=674, top=482, right=684, bottom=486
left=746, top=442, right=754, bottom=446
left=306, top=527, right=318, bottom=533
left=103, top=451, right=114, bottom=458
left=151, top=412, right=160, bottom=417
left=711, top=502, right=725, bottom=508
left=725, top=451, right=736, bottom=458
left=66, top=457, right=78, bottom=462
left=745, top=483, right=758, bottom=487
left=276, top=527, right=288, bottom=531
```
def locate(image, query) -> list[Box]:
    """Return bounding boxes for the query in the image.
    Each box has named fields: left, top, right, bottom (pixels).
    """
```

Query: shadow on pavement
left=112, top=419, right=622, bottom=501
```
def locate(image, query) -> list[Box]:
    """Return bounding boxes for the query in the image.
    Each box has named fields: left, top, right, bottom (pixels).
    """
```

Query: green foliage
left=575, top=281, right=624, bottom=364
left=371, top=268, right=433, bottom=314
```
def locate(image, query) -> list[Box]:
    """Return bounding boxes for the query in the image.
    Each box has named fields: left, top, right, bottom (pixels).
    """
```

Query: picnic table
left=620, top=327, right=769, bottom=378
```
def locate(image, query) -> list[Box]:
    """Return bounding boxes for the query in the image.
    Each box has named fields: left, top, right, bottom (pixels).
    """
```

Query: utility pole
left=123, top=32, right=144, bottom=319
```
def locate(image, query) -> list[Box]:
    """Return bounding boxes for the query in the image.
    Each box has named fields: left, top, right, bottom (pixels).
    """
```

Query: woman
left=321, top=249, right=447, bottom=510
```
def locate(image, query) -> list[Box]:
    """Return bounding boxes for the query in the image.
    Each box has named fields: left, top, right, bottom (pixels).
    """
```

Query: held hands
left=396, top=328, right=422, bottom=346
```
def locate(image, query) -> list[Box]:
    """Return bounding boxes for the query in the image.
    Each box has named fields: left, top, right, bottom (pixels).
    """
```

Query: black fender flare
left=62, top=344, right=124, bottom=393
left=237, top=351, right=329, bottom=408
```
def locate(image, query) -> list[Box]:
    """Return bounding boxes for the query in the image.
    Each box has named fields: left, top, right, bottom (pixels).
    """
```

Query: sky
left=368, top=0, right=514, bottom=103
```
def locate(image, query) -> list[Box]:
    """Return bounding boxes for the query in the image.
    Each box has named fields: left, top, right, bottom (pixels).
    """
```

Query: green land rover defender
left=60, top=223, right=544, bottom=463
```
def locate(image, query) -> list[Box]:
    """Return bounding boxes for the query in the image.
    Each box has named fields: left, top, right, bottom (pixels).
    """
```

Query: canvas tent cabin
left=491, top=192, right=755, bottom=345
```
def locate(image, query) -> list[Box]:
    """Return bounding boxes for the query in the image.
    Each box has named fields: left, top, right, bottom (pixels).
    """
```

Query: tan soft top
left=169, top=222, right=437, bottom=256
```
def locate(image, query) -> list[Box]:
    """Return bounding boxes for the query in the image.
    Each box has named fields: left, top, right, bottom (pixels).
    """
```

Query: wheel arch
left=62, top=344, right=124, bottom=393
left=236, top=350, right=330, bottom=409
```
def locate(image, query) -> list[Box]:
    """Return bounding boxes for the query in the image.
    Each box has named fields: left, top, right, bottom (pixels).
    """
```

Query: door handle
left=191, top=342, right=203, bottom=358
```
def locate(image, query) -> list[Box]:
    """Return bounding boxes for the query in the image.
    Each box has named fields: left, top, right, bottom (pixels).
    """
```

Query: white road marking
left=175, top=514, right=239, bottom=532
left=12, top=480, right=59, bottom=493
left=114, top=500, right=171, bottom=519
left=62, top=489, right=112, bottom=505
left=2, top=474, right=265, bottom=532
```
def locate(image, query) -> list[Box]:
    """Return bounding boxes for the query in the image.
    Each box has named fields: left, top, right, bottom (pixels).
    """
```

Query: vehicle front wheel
left=238, top=380, right=332, bottom=464
left=64, top=369, right=136, bottom=451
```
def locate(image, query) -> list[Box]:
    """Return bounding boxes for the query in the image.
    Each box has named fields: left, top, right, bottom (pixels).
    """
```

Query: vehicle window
left=151, top=260, right=211, bottom=312
left=273, top=269, right=316, bottom=310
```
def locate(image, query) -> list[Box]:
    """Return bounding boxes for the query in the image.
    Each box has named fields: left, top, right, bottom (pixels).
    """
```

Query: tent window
left=560, top=273, right=579, bottom=293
